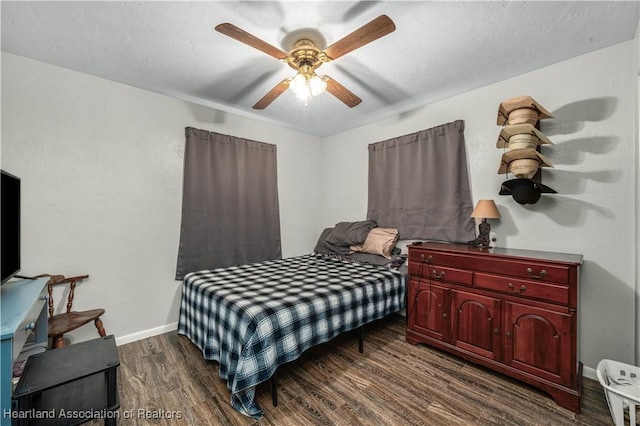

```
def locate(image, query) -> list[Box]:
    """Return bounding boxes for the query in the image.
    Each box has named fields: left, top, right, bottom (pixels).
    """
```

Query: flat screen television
left=1, top=170, right=21, bottom=284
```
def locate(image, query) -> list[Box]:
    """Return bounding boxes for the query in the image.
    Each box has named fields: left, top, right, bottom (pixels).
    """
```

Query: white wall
left=321, top=40, right=638, bottom=375
left=1, top=52, right=323, bottom=345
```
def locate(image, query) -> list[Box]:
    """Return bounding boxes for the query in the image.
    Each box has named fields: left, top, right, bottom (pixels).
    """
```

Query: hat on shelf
left=498, top=148, right=554, bottom=179
left=497, top=96, right=553, bottom=126
left=499, top=178, right=557, bottom=205
left=496, top=124, right=554, bottom=150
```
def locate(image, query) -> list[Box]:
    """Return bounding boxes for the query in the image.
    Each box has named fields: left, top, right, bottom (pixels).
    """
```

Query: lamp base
left=467, top=221, right=493, bottom=248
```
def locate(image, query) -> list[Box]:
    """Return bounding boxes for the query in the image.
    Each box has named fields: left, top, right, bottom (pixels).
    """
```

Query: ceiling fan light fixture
left=290, top=72, right=309, bottom=99
left=309, top=74, right=327, bottom=96
left=289, top=70, right=326, bottom=100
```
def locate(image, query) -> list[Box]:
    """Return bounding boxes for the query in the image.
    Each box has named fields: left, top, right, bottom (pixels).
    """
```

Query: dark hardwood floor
left=99, top=314, right=621, bottom=425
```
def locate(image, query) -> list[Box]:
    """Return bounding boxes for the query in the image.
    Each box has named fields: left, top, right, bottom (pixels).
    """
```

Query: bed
left=177, top=223, right=406, bottom=418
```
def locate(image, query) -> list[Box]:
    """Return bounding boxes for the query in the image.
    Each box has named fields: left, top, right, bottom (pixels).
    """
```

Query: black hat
left=499, top=178, right=556, bottom=205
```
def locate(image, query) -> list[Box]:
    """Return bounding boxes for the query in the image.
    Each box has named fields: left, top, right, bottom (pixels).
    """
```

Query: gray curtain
left=175, top=127, right=281, bottom=280
left=367, top=119, right=475, bottom=242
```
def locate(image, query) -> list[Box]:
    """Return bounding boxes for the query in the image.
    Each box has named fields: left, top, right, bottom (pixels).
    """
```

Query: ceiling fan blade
left=215, top=23, right=289, bottom=60
left=253, top=79, right=290, bottom=109
left=325, top=77, right=362, bottom=108
left=323, top=15, right=396, bottom=60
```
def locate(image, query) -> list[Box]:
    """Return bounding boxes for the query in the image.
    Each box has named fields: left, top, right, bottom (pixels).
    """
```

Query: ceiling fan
left=215, top=15, right=396, bottom=109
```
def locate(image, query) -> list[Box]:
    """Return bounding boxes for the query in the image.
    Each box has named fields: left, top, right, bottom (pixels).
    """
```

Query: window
left=367, top=120, right=475, bottom=242
left=175, top=128, right=281, bottom=280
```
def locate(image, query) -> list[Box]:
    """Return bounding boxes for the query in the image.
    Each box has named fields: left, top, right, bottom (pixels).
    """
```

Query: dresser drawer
left=409, top=262, right=473, bottom=286
left=473, top=258, right=570, bottom=284
left=409, top=246, right=571, bottom=284
left=475, top=273, right=569, bottom=305
left=408, top=249, right=472, bottom=270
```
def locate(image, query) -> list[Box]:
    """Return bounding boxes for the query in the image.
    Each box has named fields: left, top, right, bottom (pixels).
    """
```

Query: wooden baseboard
left=115, top=322, right=178, bottom=346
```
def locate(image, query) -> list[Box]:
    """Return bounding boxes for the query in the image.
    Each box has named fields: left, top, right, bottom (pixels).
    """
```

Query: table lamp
left=468, top=199, right=501, bottom=248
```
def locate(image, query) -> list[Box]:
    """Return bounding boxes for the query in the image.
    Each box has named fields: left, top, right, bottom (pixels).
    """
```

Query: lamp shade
left=471, top=199, right=501, bottom=219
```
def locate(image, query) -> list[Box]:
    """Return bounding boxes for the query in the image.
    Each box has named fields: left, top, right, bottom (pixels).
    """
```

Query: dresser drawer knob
left=420, top=254, right=432, bottom=263
left=508, top=283, right=527, bottom=293
left=431, top=270, right=445, bottom=279
left=527, top=268, right=547, bottom=279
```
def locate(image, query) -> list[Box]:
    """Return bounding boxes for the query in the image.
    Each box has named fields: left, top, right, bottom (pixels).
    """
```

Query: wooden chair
left=38, top=274, right=106, bottom=349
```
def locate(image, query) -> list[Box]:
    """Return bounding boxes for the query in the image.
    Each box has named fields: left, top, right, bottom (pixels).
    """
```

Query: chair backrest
left=41, top=274, right=90, bottom=318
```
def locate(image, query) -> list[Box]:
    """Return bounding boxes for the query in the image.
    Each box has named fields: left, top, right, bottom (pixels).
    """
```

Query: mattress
left=177, top=253, right=406, bottom=418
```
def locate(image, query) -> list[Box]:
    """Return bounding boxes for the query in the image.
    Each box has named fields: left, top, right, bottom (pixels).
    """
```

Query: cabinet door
left=407, top=279, right=450, bottom=342
left=451, top=290, right=502, bottom=361
left=504, top=302, right=574, bottom=386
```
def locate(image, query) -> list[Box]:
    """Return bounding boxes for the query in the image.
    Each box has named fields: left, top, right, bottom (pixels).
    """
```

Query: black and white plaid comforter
left=177, top=253, right=406, bottom=419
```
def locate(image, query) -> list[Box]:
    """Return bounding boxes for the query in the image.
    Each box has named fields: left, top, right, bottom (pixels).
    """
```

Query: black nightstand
left=12, top=335, right=120, bottom=426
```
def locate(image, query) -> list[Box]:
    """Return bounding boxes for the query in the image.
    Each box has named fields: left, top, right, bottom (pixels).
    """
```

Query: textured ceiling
left=2, top=1, right=638, bottom=137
